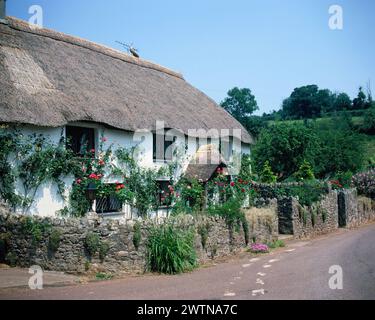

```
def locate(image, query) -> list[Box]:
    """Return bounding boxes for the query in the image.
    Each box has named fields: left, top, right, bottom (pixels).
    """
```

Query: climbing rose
left=88, top=173, right=100, bottom=180
left=98, top=159, right=105, bottom=166
left=230, top=182, right=235, bottom=187
left=76, top=179, right=82, bottom=184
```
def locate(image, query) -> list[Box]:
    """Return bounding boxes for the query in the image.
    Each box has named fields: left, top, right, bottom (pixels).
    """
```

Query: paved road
left=1, top=223, right=374, bottom=300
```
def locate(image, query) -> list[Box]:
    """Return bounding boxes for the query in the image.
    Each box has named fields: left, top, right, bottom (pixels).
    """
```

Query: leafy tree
left=294, top=160, right=315, bottom=181
left=252, top=123, right=318, bottom=180
left=312, top=122, right=365, bottom=178
left=220, top=87, right=259, bottom=123
left=259, top=161, right=277, bottom=183
left=352, top=87, right=369, bottom=110
left=332, top=92, right=352, bottom=112
left=242, top=115, right=267, bottom=138
left=361, top=106, right=375, bottom=134
left=282, top=85, right=331, bottom=119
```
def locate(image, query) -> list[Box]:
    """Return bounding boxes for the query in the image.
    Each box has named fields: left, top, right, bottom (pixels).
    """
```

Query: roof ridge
left=4, top=16, right=184, bottom=80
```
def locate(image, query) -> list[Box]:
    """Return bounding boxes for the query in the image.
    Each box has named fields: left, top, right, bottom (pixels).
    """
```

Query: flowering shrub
left=249, top=243, right=269, bottom=253
left=352, top=169, right=375, bottom=199
left=329, top=180, right=343, bottom=190
left=172, top=177, right=204, bottom=214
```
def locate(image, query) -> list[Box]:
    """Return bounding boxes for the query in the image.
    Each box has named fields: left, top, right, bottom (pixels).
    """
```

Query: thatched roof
left=0, top=17, right=252, bottom=143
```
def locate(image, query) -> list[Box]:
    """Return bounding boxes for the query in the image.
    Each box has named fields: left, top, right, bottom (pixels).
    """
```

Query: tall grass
left=146, top=223, right=197, bottom=274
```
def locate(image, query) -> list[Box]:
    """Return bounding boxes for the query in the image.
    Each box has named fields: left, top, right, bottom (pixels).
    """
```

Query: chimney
left=0, top=0, right=6, bottom=22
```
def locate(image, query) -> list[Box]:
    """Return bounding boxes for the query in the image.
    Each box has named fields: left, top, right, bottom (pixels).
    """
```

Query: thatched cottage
left=0, top=10, right=252, bottom=217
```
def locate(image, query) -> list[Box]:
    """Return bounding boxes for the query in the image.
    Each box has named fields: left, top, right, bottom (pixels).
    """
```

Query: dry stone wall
left=0, top=204, right=277, bottom=274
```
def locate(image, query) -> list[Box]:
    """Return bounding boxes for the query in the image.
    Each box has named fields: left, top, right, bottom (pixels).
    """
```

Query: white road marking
left=230, top=282, right=235, bottom=285
left=263, top=264, right=272, bottom=268
left=224, top=292, right=236, bottom=297
left=285, top=249, right=296, bottom=252
left=252, top=289, right=265, bottom=296
left=242, top=263, right=252, bottom=268
left=268, top=259, right=279, bottom=263
left=256, top=278, right=265, bottom=285
left=234, top=276, right=241, bottom=280
left=257, top=272, right=266, bottom=276
left=249, top=258, right=260, bottom=262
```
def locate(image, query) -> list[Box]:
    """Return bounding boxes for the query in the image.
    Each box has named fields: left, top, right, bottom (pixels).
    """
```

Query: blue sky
left=7, top=0, right=375, bottom=114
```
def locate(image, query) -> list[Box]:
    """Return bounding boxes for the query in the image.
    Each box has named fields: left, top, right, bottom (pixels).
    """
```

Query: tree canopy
left=220, top=87, right=259, bottom=123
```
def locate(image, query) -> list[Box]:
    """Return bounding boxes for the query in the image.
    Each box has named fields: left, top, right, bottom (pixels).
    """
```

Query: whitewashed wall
left=13, top=123, right=251, bottom=217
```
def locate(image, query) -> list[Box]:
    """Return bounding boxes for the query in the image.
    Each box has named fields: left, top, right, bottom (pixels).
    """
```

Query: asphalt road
left=1, top=223, right=374, bottom=300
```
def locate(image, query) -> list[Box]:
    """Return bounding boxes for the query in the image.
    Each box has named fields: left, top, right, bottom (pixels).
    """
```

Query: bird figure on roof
left=116, top=41, right=140, bottom=58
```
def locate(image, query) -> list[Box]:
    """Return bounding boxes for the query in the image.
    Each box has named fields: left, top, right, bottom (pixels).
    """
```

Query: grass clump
left=48, top=228, right=62, bottom=253
left=267, top=239, right=285, bottom=249
left=146, top=223, right=197, bottom=274
left=95, top=272, right=113, bottom=280
left=84, top=232, right=100, bottom=256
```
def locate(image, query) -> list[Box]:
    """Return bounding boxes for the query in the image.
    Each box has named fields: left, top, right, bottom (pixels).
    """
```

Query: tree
left=220, top=87, right=259, bottom=123
left=260, top=161, right=277, bottom=183
left=332, top=92, right=352, bottom=112
left=252, top=123, right=318, bottom=180
left=361, top=106, right=375, bottom=134
left=352, top=87, right=368, bottom=110
left=241, top=115, right=267, bottom=138
left=294, top=160, right=315, bottom=181
left=312, top=116, right=365, bottom=178
left=282, top=85, right=333, bottom=119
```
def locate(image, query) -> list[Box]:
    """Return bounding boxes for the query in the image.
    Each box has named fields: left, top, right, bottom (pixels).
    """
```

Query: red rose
left=230, top=182, right=235, bottom=187
left=90, top=149, right=95, bottom=153
left=241, top=188, right=245, bottom=193
left=99, top=160, right=105, bottom=166
left=76, top=179, right=82, bottom=184
left=89, top=173, right=100, bottom=180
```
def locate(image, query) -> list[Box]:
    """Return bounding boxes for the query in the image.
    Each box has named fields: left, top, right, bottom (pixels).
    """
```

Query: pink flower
left=90, top=149, right=95, bottom=153
left=88, top=173, right=100, bottom=180
left=76, top=179, right=82, bottom=184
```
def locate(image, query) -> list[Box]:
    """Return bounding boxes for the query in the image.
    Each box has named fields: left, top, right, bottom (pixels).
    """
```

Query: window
left=153, top=132, right=175, bottom=162
left=95, top=186, right=123, bottom=214
left=66, top=126, right=95, bottom=156
left=157, top=180, right=172, bottom=207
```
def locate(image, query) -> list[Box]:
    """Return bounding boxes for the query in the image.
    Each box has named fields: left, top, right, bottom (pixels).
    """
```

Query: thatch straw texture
left=0, top=17, right=252, bottom=143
